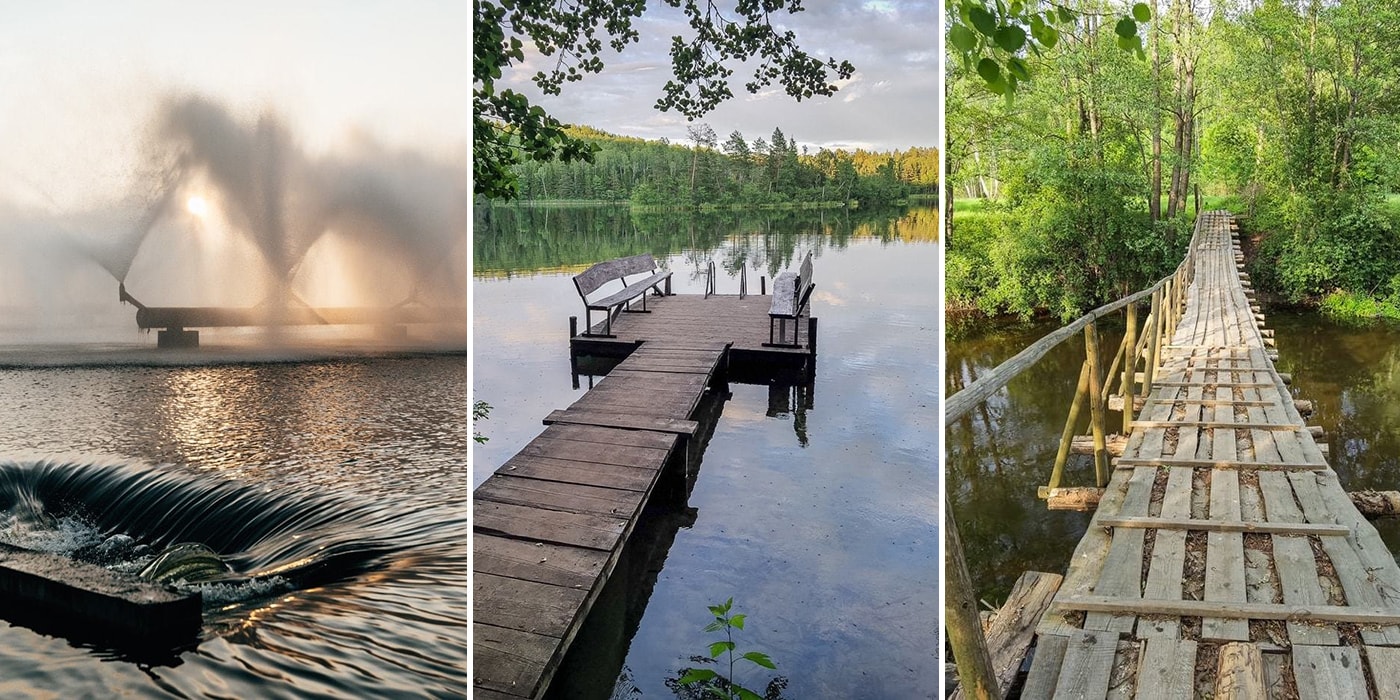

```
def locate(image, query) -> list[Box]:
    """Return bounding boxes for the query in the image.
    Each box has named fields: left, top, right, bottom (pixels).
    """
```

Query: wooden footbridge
left=947, top=212, right=1400, bottom=698
left=472, top=276, right=816, bottom=699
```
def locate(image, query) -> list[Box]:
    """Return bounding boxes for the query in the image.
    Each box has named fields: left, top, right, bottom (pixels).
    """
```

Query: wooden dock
left=570, top=294, right=816, bottom=368
left=474, top=292, right=815, bottom=699
left=1025, top=212, right=1400, bottom=697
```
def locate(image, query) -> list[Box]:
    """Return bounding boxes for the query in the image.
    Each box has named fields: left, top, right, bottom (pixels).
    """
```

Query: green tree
left=474, top=0, right=855, bottom=199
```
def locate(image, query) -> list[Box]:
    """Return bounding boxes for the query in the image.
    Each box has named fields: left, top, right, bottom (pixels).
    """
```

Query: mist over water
left=0, top=92, right=466, bottom=346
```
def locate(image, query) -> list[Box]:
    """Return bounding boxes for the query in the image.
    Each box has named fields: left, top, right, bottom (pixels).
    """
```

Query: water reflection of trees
left=473, top=204, right=937, bottom=279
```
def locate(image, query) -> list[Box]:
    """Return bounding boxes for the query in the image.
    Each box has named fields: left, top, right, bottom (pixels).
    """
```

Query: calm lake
left=473, top=204, right=939, bottom=698
left=0, top=352, right=469, bottom=696
left=948, top=311, right=1400, bottom=602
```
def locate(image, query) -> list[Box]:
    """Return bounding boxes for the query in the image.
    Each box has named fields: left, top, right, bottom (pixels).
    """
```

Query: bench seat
left=574, top=254, right=673, bottom=337
left=586, top=271, right=671, bottom=311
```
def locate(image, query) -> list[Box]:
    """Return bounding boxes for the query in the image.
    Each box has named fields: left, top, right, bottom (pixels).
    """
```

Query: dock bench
left=766, top=253, right=814, bottom=347
left=574, top=253, right=673, bottom=337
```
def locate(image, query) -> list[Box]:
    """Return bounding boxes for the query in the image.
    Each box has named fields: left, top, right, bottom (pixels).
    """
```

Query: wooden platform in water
left=1027, top=212, right=1400, bottom=698
left=472, top=340, right=729, bottom=699
left=570, top=294, right=815, bottom=367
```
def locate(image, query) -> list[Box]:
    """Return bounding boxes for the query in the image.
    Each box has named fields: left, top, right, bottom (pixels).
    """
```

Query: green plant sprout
left=677, top=598, right=780, bottom=700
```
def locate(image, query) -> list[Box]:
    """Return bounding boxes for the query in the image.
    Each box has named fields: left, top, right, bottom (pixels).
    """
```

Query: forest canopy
left=491, top=124, right=938, bottom=209
left=947, top=0, right=1400, bottom=321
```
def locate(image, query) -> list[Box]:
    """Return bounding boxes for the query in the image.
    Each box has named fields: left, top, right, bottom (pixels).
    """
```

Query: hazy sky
left=498, top=0, right=939, bottom=152
left=0, top=0, right=467, bottom=208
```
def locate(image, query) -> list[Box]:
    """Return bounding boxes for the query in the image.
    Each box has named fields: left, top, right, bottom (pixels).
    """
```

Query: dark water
left=474, top=205, right=938, bottom=698
left=947, top=310, right=1400, bottom=601
left=0, top=355, right=468, bottom=696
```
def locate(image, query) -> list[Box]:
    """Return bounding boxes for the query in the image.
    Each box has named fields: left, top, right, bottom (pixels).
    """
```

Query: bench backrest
left=795, top=253, right=815, bottom=309
left=574, top=254, right=658, bottom=298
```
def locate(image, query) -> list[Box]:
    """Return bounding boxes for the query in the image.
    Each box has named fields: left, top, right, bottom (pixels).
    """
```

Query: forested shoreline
left=947, top=1, right=1400, bottom=322
left=494, top=125, right=938, bottom=209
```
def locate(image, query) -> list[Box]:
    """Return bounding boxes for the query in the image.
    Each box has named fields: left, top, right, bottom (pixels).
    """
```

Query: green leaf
left=977, top=57, right=1002, bottom=84
left=949, top=24, right=977, bottom=52
left=994, top=25, right=1026, bottom=52
left=1133, top=3, right=1151, bottom=22
left=710, top=641, right=736, bottom=658
left=969, top=7, right=997, bottom=36
left=1006, top=57, right=1030, bottom=81
left=704, top=621, right=725, bottom=633
left=735, top=688, right=765, bottom=700
left=1035, top=24, right=1059, bottom=50
left=1056, top=6, right=1075, bottom=23
left=729, top=614, right=746, bottom=630
left=1115, top=17, right=1137, bottom=38
left=741, top=651, right=777, bottom=669
left=679, top=668, right=718, bottom=685
left=1116, top=34, right=1136, bottom=51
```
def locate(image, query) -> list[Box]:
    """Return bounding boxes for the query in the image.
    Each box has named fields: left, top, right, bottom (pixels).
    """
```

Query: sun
left=186, top=195, right=209, bottom=218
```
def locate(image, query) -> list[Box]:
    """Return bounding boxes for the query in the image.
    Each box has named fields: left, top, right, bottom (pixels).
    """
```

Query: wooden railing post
left=1085, top=320, right=1109, bottom=487
left=1047, top=361, right=1092, bottom=493
left=1145, top=288, right=1162, bottom=389
left=1123, top=300, right=1138, bottom=433
left=945, top=509, right=1002, bottom=700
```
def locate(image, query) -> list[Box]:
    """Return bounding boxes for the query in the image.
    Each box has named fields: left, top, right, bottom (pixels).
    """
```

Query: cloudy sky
left=499, top=0, right=939, bottom=152
left=0, top=1, right=467, bottom=209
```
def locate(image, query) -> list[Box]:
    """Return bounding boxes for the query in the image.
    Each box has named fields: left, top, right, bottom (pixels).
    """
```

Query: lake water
left=473, top=205, right=939, bottom=698
left=948, top=310, right=1400, bottom=601
left=0, top=352, right=469, bottom=696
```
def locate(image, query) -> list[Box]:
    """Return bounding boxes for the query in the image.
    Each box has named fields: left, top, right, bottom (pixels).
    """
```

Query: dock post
left=945, top=509, right=1002, bottom=700
left=761, top=276, right=766, bottom=295
left=808, top=317, right=818, bottom=355
left=570, top=316, right=578, bottom=338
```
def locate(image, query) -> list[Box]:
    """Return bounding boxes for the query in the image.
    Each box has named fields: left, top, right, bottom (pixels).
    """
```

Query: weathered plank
left=474, top=500, right=626, bottom=551
left=474, top=572, right=587, bottom=638
left=1215, top=642, right=1265, bottom=700
left=473, top=534, right=608, bottom=589
left=1133, top=637, right=1196, bottom=700
left=1051, top=629, right=1118, bottom=699
left=1293, top=646, right=1368, bottom=700
left=473, top=622, right=558, bottom=698
left=1021, top=634, right=1069, bottom=700
left=543, top=409, right=699, bottom=435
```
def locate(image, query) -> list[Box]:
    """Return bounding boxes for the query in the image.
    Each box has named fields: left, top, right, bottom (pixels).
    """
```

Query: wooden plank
left=1021, top=634, right=1069, bottom=700
left=495, top=454, right=658, bottom=493
left=474, top=571, right=585, bottom=639
left=1138, top=466, right=1192, bottom=639
left=1096, top=516, right=1348, bottom=536
left=474, top=500, right=626, bottom=552
left=473, top=534, right=608, bottom=589
left=1204, top=467, right=1249, bottom=641
left=1084, top=467, right=1154, bottom=633
left=473, top=622, right=557, bottom=698
left=475, top=475, right=643, bottom=520
left=1290, top=470, right=1400, bottom=645
left=1055, top=595, right=1400, bottom=624
left=1133, top=638, right=1196, bottom=700
left=1293, top=646, right=1368, bottom=700
left=598, top=370, right=710, bottom=389
left=1130, top=421, right=1300, bottom=430
left=1366, top=646, right=1400, bottom=697
left=1214, top=642, right=1265, bottom=700
left=1149, top=381, right=1276, bottom=387
left=1258, top=471, right=1339, bottom=646
left=520, top=435, right=674, bottom=468
left=536, top=423, right=677, bottom=451
left=1115, top=457, right=1327, bottom=470
left=543, top=409, right=698, bottom=435
left=1051, top=629, right=1118, bottom=699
